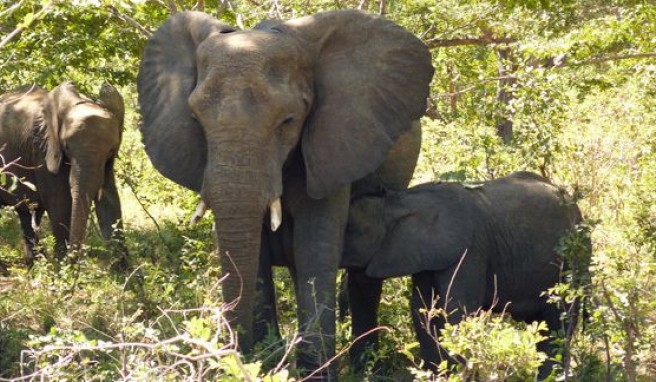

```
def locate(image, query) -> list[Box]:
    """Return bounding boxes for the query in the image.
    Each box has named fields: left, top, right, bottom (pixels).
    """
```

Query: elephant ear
left=283, top=10, right=434, bottom=199
left=137, top=11, right=236, bottom=192
left=42, top=81, right=81, bottom=174
left=97, top=82, right=125, bottom=139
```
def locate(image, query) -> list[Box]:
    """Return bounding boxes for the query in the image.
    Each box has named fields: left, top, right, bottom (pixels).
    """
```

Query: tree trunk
left=496, top=47, right=517, bottom=143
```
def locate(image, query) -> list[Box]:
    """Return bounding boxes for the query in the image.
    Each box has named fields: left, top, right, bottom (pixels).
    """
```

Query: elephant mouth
left=269, top=197, right=282, bottom=232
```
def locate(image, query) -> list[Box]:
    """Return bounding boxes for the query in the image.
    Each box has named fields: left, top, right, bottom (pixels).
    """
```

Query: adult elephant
left=137, top=9, right=433, bottom=379
left=0, top=81, right=126, bottom=267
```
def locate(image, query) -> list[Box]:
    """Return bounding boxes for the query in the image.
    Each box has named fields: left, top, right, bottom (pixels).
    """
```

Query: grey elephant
left=343, top=171, right=590, bottom=378
left=137, top=9, right=433, bottom=379
left=0, top=81, right=127, bottom=267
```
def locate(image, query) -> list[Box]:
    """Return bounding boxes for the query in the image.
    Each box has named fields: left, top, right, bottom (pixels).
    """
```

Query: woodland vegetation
left=0, top=1, right=655, bottom=381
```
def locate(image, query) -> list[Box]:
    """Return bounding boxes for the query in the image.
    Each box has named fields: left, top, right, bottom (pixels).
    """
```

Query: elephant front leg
left=292, top=185, right=350, bottom=381
left=412, top=253, right=487, bottom=373
left=94, top=170, right=129, bottom=271
left=253, top=228, right=282, bottom=345
left=411, top=271, right=445, bottom=371
left=17, top=207, right=42, bottom=268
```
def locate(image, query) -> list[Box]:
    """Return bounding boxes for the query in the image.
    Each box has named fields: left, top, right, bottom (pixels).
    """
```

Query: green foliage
left=2, top=0, right=656, bottom=380
left=440, top=313, right=548, bottom=381
left=18, top=303, right=291, bottom=380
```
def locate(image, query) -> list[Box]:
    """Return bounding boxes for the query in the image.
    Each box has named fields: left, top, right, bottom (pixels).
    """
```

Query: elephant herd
left=0, top=9, right=590, bottom=381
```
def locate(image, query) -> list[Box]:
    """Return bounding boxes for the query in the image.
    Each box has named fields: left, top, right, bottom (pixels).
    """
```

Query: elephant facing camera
left=0, top=81, right=128, bottom=269
left=137, top=9, right=434, bottom=378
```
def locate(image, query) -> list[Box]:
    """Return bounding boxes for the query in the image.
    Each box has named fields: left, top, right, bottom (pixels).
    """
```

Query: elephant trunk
left=213, top=205, right=263, bottom=351
left=203, top=152, right=279, bottom=352
left=68, top=159, right=103, bottom=251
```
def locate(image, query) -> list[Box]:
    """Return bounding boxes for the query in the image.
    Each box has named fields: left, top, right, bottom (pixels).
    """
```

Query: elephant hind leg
left=536, top=301, right=572, bottom=380
left=347, top=269, right=383, bottom=374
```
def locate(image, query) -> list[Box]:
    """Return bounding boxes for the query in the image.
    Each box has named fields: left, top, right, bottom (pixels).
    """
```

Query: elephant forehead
left=198, top=31, right=302, bottom=70
left=64, top=104, right=119, bottom=141
left=67, top=103, right=111, bottom=120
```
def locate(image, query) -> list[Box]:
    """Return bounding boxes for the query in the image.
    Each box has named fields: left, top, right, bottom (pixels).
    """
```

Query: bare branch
left=569, top=52, right=656, bottom=67
left=0, top=28, right=22, bottom=50
left=303, top=326, right=392, bottom=380
left=195, top=0, right=205, bottom=11
left=435, top=75, right=516, bottom=98
left=166, top=0, right=178, bottom=14
left=426, top=36, right=517, bottom=48
left=107, top=5, right=152, bottom=38
left=0, top=0, right=25, bottom=19
left=0, top=0, right=54, bottom=50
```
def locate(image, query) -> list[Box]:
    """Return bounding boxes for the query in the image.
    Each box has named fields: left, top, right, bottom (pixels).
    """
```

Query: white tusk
left=270, top=198, right=282, bottom=232
left=190, top=200, right=207, bottom=225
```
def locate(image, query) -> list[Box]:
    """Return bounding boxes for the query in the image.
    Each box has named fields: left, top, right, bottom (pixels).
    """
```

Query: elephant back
left=480, top=172, right=581, bottom=304
left=0, top=86, right=48, bottom=166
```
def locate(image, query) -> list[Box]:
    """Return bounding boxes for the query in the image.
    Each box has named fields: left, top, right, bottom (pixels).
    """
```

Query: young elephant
left=343, top=171, right=590, bottom=378
left=0, top=82, right=127, bottom=268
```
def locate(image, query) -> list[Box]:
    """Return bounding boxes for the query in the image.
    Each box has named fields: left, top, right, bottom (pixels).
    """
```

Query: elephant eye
left=280, top=114, right=294, bottom=126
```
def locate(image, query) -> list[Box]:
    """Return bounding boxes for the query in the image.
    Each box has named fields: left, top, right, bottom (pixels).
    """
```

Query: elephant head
left=345, top=184, right=479, bottom=278
left=42, top=81, right=124, bottom=249
left=137, top=10, right=433, bottom=348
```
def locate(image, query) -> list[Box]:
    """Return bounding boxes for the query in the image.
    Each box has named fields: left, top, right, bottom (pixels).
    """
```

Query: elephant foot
left=296, top=350, right=338, bottom=382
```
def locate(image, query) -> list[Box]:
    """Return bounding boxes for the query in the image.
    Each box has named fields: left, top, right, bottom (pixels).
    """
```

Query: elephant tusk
left=270, top=198, right=282, bottom=232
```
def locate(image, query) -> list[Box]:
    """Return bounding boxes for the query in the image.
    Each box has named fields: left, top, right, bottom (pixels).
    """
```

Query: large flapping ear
left=137, top=11, right=236, bottom=192
left=97, top=82, right=125, bottom=140
left=281, top=10, right=434, bottom=199
left=42, top=81, right=82, bottom=174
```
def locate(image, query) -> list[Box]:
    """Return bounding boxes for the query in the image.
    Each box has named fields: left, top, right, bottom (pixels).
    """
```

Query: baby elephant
left=343, top=171, right=589, bottom=378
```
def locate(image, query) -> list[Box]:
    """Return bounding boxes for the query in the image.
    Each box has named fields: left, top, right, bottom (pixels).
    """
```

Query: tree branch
left=166, top=0, right=178, bottom=14
left=195, top=0, right=205, bottom=11
left=0, top=0, right=25, bottom=20
left=569, top=52, right=656, bottom=67
left=0, top=0, right=53, bottom=50
left=107, top=5, right=152, bottom=38
left=426, top=36, right=517, bottom=48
